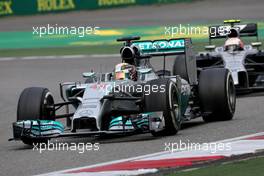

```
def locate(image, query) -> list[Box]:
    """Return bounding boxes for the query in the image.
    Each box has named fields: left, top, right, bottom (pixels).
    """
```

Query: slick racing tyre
left=173, top=55, right=189, bottom=81
left=198, top=68, right=236, bottom=122
left=17, top=87, right=55, bottom=145
left=17, top=87, right=55, bottom=121
left=144, top=78, right=181, bottom=136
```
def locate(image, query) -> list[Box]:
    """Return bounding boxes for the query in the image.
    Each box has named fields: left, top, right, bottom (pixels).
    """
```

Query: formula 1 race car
left=196, top=20, right=264, bottom=93
left=11, top=36, right=236, bottom=145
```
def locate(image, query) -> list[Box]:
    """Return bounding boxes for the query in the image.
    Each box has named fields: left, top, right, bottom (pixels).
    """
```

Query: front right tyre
left=17, top=87, right=55, bottom=145
left=144, top=78, right=182, bottom=136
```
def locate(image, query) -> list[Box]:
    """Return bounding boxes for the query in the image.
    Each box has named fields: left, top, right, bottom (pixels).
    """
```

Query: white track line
left=0, top=57, right=17, bottom=61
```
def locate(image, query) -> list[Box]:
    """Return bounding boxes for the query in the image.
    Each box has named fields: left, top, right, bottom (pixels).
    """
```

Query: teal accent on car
left=133, top=39, right=185, bottom=55
left=14, top=120, right=64, bottom=137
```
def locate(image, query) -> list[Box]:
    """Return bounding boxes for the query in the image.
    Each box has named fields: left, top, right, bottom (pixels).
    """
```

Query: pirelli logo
left=37, top=0, right=75, bottom=12
left=0, top=1, right=13, bottom=15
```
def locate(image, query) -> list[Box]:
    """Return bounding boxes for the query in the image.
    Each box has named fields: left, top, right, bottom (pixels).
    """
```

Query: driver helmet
left=225, top=38, right=241, bottom=46
left=225, top=28, right=244, bottom=49
left=114, top=63, right=137, bottom=81
left=228, top=28, right=239, bottom=38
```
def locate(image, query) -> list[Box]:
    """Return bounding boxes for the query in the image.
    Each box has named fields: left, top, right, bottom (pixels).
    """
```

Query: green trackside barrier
left=0, top=0, right=192, bottom=17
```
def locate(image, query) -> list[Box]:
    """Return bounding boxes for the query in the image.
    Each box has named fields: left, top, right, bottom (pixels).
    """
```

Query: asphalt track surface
left=0, top=0, right=264, bottom=175
left=0, top=56, right=264, bottom=176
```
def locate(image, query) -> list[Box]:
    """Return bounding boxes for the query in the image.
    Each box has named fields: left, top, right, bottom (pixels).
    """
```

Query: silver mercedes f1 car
left=11, top=36, right=236, bottom=145
left=196, top=20, right=264, bottom=93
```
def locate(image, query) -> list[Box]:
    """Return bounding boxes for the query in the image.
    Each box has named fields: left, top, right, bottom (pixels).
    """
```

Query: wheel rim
left=42, top=92, right=55, bottom=120
left=169, top=82, right=180, bottom=127
left=227, top=74, right=236, bottom=113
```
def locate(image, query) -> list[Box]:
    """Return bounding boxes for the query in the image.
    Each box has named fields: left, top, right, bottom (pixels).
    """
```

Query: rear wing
left=209, top=23, right=258, bottom=40
left=132, top=38, right=190, bottom=56
left=132, top=38, right=197, bottom=85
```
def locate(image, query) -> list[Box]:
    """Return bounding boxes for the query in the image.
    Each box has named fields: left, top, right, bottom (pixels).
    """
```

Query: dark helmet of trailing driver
left=228, top=28, right=239, bottom=38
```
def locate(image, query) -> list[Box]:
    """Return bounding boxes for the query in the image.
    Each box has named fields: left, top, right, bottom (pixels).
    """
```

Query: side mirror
left=205, top=45, right=216, bottom=51
left=82, top=72, right=95, bottom=78
left=251, top=42, right=262, bottom=48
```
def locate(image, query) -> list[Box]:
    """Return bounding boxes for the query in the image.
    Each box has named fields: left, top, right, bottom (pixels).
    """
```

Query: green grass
left=1, top=38, right=262, bottom=57
left=167, top=156, right=264, bottom=176
left=0, top=45, right=121, bottom=57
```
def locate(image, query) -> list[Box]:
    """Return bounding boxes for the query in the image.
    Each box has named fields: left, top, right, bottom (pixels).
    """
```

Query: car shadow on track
left=181, top=120, right=205, bottom=130
left=8, top=144, right=35, bottom=151
left=237, top=92, right=264, bottom=99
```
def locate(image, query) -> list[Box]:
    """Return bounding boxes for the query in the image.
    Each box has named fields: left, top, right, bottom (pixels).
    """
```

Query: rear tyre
left=144, top=78, right=181, bottom=136
left=198, top=68, right=236, bottom=122
left=173, top=55, right=188, bottom=81
left=17, top=87, right=55, bottom=145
